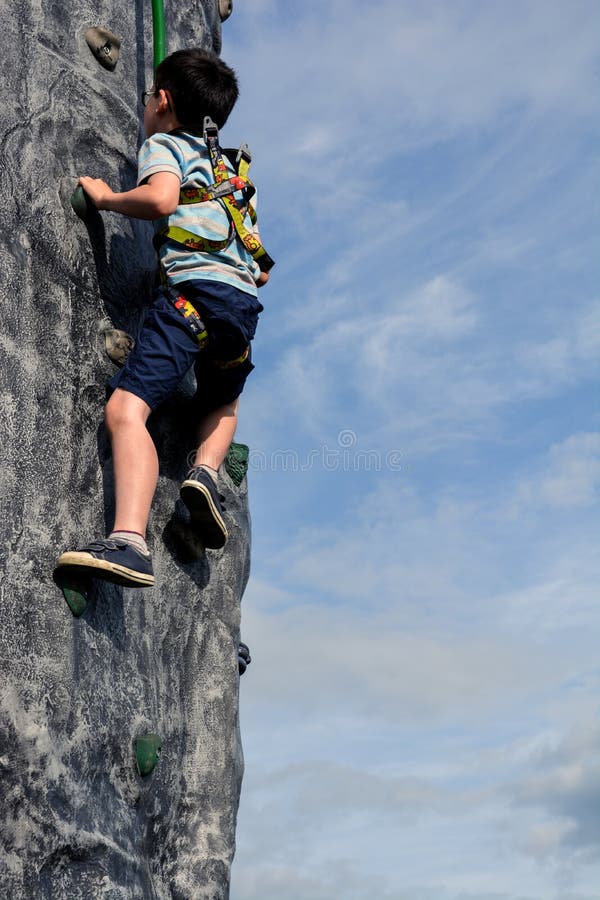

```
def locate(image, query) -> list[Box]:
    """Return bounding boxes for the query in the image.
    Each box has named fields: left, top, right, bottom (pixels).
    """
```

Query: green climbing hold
left=225, top=442, right=249, bottom=487
left=53, top=571, right=89, bottom=617
left=135, top=734, right=162, bottom=777
left=70, top=186, right=90, bottom=220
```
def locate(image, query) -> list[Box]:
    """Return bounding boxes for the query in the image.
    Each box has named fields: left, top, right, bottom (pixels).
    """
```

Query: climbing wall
left=0, top=2, right=251, bottom=898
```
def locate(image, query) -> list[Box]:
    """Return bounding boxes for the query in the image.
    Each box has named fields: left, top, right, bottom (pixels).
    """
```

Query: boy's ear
left=157, top=88, right=174, bottom=114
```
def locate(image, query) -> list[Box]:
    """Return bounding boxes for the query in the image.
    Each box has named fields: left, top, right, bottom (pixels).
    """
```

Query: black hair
left=155, top=48, right=239, bottom=131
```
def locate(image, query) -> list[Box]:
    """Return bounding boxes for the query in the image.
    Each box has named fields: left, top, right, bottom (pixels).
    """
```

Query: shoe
left=180, top=467, right=228, bottom=549
left=54, top=538, right=155, bottom=588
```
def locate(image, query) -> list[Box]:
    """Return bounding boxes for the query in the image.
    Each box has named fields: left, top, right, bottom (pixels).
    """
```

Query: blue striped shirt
left=137, top=130, right=261, bottom=296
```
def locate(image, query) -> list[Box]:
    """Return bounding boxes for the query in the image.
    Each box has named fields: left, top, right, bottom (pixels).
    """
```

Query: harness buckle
left=203, top=116, right=219, bottom=142
left=236, top=143, right=251, bottom=165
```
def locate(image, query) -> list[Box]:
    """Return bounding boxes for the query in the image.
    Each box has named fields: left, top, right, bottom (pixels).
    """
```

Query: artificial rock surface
left=0, top=2, right=250, bottom=897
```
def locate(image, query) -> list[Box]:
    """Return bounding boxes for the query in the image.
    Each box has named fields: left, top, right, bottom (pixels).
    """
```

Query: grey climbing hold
left=85, top=27, right=121, bottom=71
left=219, top=0, right=233, bottom=22
left=103, top=328, right=135, bottom=367
left=70, top=185, right=90, bottom=220
left=238, top=642, right=251, bottom=675
left=135, top=734, right=162, bottom=777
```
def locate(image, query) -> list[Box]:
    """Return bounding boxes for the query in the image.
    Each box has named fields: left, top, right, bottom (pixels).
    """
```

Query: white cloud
left=513, top=432, right=600, bottom=510
left=227, top=0, right=600, bottom=160
left=226, top=4, right=600, bottom=898
left=509, top=724, right=600, bottom=865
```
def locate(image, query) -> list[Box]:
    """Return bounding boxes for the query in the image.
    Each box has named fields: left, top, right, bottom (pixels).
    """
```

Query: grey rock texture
left=0, top=2, right=250, bottom=897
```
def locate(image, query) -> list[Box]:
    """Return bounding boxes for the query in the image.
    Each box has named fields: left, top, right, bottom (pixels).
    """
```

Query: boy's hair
left=155, top=48, right=239, bottom=131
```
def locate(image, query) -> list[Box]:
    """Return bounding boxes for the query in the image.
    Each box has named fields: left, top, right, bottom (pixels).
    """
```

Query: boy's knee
left=105, top=389, right=151, bottom=434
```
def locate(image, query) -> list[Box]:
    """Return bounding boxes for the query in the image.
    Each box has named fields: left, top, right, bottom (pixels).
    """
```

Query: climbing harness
left=172, top=294, right=209, bottom=349
left=156, top=117, right=275, bottom=273
left=170, top=292, right=250, bottom=369
left=157, top=118, right=272, bottom=367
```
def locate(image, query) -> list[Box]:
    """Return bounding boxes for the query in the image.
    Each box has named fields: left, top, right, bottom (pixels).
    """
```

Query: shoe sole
left=180, top=480, right=228, bottom=549
left=54, top=552, right=155, bottom=588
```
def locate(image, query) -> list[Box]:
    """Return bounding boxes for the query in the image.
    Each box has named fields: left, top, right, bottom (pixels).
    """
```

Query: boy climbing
left=54, top=48, right=272, bottom=588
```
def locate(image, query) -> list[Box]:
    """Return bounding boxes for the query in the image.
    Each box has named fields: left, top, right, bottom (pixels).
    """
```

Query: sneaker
left=180, top=467, right=228, bottom=549
left=54, top=538, right=155, bottom=588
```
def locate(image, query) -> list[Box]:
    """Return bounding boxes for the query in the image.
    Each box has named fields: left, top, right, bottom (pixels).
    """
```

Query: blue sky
left=219, top=3, right=600, bottom=898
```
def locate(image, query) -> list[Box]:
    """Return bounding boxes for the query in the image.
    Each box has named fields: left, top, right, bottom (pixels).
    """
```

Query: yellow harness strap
left=157, top=119, right=274, bottom=272
left=171, top=293, right=249, bottom=367
left=172, top=294, right=209, bottom=348
left=162, top=226, right=231, bottom=253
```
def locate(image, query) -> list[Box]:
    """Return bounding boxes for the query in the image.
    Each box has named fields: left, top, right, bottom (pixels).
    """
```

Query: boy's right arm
left=77, top=172, right=180, bottom=220
left=256, top=271, right=270, bottom=287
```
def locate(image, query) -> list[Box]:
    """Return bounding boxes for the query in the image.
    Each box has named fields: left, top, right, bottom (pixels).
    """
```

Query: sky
left=218, top=3, right=600, bottom=898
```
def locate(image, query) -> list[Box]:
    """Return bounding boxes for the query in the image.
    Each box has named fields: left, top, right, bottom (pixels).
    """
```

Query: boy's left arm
left=77, top=172, right=180, bottom=220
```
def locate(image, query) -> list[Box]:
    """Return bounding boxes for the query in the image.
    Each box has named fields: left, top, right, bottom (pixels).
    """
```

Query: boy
left=54, top=48, right=270, bottom=588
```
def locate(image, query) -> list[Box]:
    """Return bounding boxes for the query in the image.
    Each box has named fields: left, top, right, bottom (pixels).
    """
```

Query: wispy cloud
left=224, top=2, right=600, bottom=897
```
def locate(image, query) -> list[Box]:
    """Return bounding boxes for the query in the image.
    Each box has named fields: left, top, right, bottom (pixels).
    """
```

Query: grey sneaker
left=54, top=538, right=154, bottom=588
left=180, top=467, right=228, bottom=549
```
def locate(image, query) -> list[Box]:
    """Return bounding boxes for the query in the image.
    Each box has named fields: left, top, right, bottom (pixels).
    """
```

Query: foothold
left=225, top=442, right=249, bottom=487
left=70, top=186, right=90, bottom=220
left=219, top=0, right=233, bottom=22
left=103, top=329, right=135, bottom=368
left=85, top=27, right=121, bottom=71
left=238, top=642, right=251, bottom=676
left=53, top=571, right=89, bottom=617
left=135, top=734, right=162, bottom=777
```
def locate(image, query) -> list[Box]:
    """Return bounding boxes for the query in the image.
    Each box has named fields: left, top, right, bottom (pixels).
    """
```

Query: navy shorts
left=108, top=280, right=263, bottom=414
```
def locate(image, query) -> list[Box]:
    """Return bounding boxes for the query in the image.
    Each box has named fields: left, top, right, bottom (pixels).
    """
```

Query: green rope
left=151, top=0, right=166, bottom=68
left=225, top=442, right=249, bottom=487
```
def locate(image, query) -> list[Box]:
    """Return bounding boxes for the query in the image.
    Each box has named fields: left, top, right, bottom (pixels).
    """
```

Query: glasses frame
left=141, top=89, right=158, bottom=107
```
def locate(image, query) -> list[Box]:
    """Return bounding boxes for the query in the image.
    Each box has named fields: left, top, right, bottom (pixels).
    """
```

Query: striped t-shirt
left=138, top=129, right=261, bottom=296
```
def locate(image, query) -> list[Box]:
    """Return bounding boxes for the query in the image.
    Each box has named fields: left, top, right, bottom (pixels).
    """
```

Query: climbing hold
left=70, top=186, right=90, bottom=220
left=53, top=570, right=89, bottom=617
left=219, top=0, right=233, bottom=22
left=103, top=328, right=135, bottom=368
left=85, top=27, right=121, bottom=71
left=238, top=642, right=251, bottom=675
left=225, top=442, right=249, bottom=487
left=135, top=734, right=162, bottom=777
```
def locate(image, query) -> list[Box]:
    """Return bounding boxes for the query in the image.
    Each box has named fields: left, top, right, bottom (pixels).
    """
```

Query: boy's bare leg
left=193, top=398, right=239, bottom=471
left=179, top=399, right=238, bottom=549
left=105, top=388, right=158, bottom=536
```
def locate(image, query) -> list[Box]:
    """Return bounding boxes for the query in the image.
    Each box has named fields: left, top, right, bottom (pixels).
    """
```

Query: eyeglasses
left=141, top=90, right=158, bottom=107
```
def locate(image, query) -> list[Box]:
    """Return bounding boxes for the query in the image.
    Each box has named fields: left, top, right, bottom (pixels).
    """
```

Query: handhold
left=70, top=186, right=90, bottom=220
left=135, top=734, right=162, bottom=777
left=219, top=0, right=233, bottom=22
left=103, top=328, right=135, bottom=367
left=85, top=27, right=121, bottom=71
left=238, top=641, right=251, bottom=675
